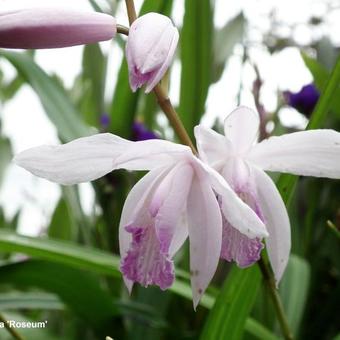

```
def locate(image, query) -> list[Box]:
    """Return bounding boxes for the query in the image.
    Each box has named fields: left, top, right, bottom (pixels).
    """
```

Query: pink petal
left=119, top=167, right=170, bottom=291
left=0, top=8, right=116, bottom=49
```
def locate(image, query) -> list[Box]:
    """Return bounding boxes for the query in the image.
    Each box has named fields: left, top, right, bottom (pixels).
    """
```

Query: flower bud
left=0, top=8, right=116, bottom=49
left=126, top=12, right=179, bottom=93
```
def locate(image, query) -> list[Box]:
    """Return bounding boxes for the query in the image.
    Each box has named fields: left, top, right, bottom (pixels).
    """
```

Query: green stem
left=117, top=24, right=129, bottom=36
left=154, top=85, right=197, bottom=154
left=0, top=313, right=25, bottom=340
left=258, top=258, right=294, bottom=340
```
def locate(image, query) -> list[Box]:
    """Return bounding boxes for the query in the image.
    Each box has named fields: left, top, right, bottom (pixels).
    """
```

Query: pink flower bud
left=126, top=12, right=179, bottom=93
left=0, top=8, right=116, bottom=49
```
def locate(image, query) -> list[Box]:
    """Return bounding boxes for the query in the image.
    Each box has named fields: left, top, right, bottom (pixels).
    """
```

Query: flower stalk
left=258, top=258, right=294, bottom=340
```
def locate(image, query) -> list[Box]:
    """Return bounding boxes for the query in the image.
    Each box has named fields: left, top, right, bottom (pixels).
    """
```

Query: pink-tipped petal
left=126, top=12, right=178, bottom=93
left=187, top=173, right=222, bottom=309
left=0, top=8, right=116, bottom=49
left=119, top=167, right=170, bottom=292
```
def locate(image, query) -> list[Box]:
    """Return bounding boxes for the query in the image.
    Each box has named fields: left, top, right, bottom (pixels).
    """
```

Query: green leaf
left=279, top=254, right=310, bottom=336
left=0, top=135, right=12, bottom=186
left=0, top=230, right=120, bottom=277
left=212, top=13, right=245, bottom=83
left=0, top=51, right=90, bottom=142
left=0, top=292, right=64, bottom=310
left=0, top=260, right=117, bottom=332
left=277, top=55, right=340, bottom=203
left=79, top=43, right=106, bottom=126
left=200, top=265, right=261, bottom=340
left=179, top=0, right=213, bottom=138
left=48, top=198, right=75, bottom=241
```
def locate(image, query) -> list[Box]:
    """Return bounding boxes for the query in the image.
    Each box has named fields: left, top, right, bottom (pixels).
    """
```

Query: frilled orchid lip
left=195, top=105, right=340, bottom=284
left=0, top=8, right=116, bottom=49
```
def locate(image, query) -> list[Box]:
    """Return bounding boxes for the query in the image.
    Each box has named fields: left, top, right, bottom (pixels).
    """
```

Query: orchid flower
left=195, top=106, right=340, bottom=283
left=14, top=133, right=267, bottom=307
left=126, top=12, right=179, bottom=93
left=0, top=8, right=116, bottom=49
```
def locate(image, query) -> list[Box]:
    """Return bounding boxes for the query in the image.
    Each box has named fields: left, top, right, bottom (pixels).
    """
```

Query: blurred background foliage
left=0, top=0, right=339, bottom=339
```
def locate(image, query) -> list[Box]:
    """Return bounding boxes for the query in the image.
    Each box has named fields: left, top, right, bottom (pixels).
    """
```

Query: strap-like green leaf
left=200, top=266, right=261, bottom=340
left=0, top=51, right=90, bottom=142
left=179, top=0, right=213, bottom=139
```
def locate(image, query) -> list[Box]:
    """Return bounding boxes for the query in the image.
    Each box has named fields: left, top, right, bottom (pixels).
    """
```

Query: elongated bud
left=126, top=12, right=179, bottom=93
left=0, top=8, right=116, bottom=49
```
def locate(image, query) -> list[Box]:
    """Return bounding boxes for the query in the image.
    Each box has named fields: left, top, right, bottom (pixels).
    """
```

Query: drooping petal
left=186, top=174, right=222, bottom=309
left=196, top=159, right=268, bottom=239
left=14, top=133, right=191, bottom=185
left=0, top=8, right=116, bottom=49
left=224, top=106, right=259, bottom=153
left=248, top=129, right=340, bottom=179
left=119, top=167, right=171, bottom=292
left=194, top=125, right=232, bottom=170
left=251, top=166, right=291, bottom=284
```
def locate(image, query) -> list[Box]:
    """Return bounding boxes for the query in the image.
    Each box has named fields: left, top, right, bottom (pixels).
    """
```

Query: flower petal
left=144, top=27, right=179, bottom=93
left=152, top=163, right=193, bottom=253
left=186, top=173, right=222, bottom=309
left=14, top=133, right=191, bottom=185
left=248, top=129, right=340, bottom=179
left=224, top=106, right=259, bottom=153
left=119, top=167, right=169, bottom=292
left=194, top=125, right=232, bottom=170
left=197, top=159, right=268, bottom=238
left=0, top=8, right=116, bottom=49
left=252, top=166, right=291, bottom=284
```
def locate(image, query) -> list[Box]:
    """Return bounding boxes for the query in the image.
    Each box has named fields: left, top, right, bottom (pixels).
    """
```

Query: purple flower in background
left=0, top=8, right=116, bottom=49
left=100, top=113, right=111, bottom=130
left=284, top=84, right=319, bottom=116
left=132, top=122, right=159, bottom=141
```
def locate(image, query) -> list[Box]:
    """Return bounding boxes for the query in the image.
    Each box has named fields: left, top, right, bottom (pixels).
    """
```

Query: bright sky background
left=0, top=0, right=338, bottom=235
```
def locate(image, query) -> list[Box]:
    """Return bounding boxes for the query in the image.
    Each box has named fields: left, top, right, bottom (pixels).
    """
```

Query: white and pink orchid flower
left=14, top=133, right=267, bottom=308
left=195, top=106, right=340, bottom=283
left=126, top=12, right=179, bottom=93
left=0, top=8, right=116, bottom=49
